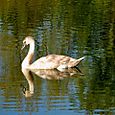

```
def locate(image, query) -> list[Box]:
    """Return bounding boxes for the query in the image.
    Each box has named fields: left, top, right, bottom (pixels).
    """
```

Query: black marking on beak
left=21, top=42, right=26, bottom=50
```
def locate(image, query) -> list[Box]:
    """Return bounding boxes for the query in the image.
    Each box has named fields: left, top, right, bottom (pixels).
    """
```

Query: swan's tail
left=68, top=56, right=85, bottom=67
left=77, top=56, right=85, bottom=62
left=75, top=56, right=85, bottom=66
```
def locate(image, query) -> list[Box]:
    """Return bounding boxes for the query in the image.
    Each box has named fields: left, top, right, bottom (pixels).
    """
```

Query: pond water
left=0, top=0, right=115, bottom=115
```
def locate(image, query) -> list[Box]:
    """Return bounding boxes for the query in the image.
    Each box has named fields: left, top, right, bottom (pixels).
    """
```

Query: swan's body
left=21, top=36, right=85, bottom=70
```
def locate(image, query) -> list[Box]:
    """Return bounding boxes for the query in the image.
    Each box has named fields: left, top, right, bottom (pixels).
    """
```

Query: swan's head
left=21, top=36, right=34, bottom=50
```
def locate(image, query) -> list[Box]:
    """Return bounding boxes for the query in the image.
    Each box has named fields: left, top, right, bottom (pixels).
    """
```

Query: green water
left=0, top=0, right=115, bottom=114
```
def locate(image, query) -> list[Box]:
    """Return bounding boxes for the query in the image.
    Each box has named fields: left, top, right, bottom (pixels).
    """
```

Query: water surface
left=0, top=0, right=115, bottom=114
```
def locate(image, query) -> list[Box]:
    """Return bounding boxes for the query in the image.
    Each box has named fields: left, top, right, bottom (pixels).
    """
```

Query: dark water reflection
left=0, top=0, right=115, bottom=114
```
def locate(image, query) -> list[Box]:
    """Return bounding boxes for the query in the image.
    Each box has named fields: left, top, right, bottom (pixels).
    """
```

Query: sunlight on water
left=0, top=0, right=115, bottom=115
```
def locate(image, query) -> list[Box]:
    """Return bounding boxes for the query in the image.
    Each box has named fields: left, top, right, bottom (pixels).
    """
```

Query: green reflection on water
left=0, top=0, right=115, bottom=114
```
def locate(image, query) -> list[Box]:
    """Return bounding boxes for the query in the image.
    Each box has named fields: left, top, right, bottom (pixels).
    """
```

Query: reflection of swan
left=31, top=68, right=81, bottom=80
left=21, top=68, right=34, bottom=97
left=21, top=67, right=82, bottom=97
left=21, top=36, right=85, bottom=70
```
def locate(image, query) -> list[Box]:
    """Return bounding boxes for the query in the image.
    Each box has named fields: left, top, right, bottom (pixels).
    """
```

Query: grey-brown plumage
left=21, top=36, right=85, bottom=70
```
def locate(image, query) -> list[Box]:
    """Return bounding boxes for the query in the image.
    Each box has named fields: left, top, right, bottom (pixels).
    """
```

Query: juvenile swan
left=21, top=36, right=85, bottom=70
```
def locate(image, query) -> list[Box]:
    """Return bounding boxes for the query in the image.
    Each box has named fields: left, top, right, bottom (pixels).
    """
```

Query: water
left=0, top=0, right=115, bottom=114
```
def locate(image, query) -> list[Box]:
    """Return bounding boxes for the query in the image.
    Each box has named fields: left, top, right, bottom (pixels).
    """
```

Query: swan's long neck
left=22, top=41, right=35, bottom=68
left=28, top=41, right=35, bottom=55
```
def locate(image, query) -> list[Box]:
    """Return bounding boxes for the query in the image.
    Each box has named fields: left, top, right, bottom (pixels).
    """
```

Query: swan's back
left=29, top=54, right=84, bottom=69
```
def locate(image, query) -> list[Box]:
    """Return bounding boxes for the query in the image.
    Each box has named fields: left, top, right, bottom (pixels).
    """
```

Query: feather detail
left=22, top=36, right=85, bottom=70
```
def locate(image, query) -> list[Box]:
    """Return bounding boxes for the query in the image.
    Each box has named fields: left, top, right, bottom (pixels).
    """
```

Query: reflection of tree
left=0, top=0, right=115, bottom=113
left=0, top=0, right=52, bottom=36
left=74, top=0, right=115, bottom=112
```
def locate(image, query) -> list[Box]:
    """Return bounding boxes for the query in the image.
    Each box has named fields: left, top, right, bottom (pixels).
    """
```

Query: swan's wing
left=46, top=54, right=85, bottom=68
left=30, top=56, right=59, bottom=69
left=46, top=54, right=71, bottom=64
left=46, top=54, right=72, bottom=69
left=30, top=54, right=83, bottom=69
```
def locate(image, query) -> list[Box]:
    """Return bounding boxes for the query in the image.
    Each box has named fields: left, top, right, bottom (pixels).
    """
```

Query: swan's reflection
left=31, top=67, right=82, bottom=80
left=21, top=68, right=34, bottom=97
left=21, top=67, right=82, bottom=97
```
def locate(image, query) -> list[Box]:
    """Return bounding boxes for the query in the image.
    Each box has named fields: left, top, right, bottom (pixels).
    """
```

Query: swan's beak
left=21, top=43, right=26, bottom=50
